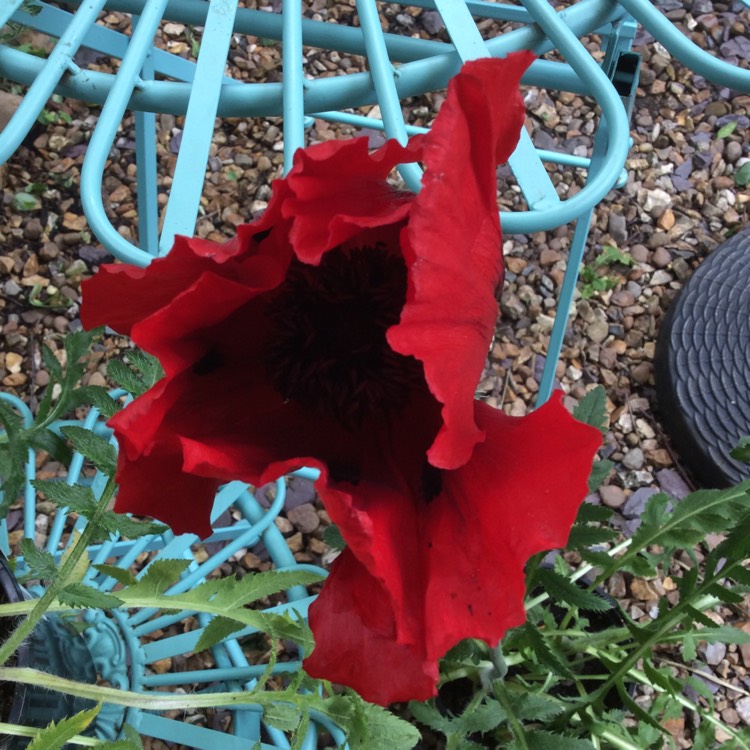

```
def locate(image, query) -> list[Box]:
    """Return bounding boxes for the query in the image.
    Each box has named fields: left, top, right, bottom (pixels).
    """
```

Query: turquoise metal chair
left=0, top=1, right=748, bottom=746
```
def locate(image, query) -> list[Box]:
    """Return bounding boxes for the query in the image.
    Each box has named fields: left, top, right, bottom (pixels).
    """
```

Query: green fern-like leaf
left=573, top=387, right=608, bottom=433
left=60, top=425, right=117, bottom=476
left=57, top=583, right=124, bottom=609
left=27, top=705, right=100, bottom=750
left=20, top=539, right=58, bottom=581
left=195, top=616, right=245, bottom=652
left=536, top=568, right=614, bottom=613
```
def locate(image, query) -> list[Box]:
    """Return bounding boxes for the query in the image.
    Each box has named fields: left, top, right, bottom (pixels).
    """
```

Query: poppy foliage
left=82, top=53, right=602, bottom=705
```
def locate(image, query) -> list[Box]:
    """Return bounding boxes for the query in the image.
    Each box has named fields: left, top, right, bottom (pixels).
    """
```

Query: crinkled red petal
left=130, top=266, right=282, bottom=377
left=304, top=550, right=439, bottom=706
left=280, top=137, right=421, bottom=264
left=112, top=436, right=218, bottom=539
left=388, top=53, right=535, bottom=470
left=303, top=393, right=599, bottom=703
left=80, top=234, right=240, bottom=334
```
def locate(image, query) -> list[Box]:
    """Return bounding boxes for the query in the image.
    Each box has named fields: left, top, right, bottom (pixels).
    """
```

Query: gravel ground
left=1, top=1, right=750, bottom=746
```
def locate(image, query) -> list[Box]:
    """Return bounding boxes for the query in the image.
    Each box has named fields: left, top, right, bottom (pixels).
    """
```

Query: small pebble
left=599, top=485, right=626, bottom=509
left=623, top=448, right=645, bottom=470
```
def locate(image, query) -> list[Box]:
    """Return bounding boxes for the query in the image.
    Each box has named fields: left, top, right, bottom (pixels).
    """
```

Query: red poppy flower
left=81, top=52, right=601, bottom=705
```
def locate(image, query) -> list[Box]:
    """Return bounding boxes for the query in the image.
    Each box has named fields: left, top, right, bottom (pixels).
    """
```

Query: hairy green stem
left=0, top=667, right=313, bottom=712
left=0, top=473, right=117, bottom=667
left=0, top=721, right=101, bottom=746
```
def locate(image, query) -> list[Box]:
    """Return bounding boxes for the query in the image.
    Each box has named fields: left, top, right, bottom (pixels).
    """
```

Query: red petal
left=422, top=394, right=602, bottom=660
left=304, top=394, right=599, bottom=702
left=130, top=267, right=280, bottom=376
left=113, top=437, right=218, bottom=539
left=279, top=137, right=421, bottom=264
left=304, top=550, right=438, bottom=705
left=81, top=234, right=239, bottom=335
left=388, top=53, right=534, bottom=470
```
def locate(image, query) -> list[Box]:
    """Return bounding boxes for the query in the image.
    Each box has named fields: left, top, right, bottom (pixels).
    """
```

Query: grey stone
left=656, top=468, right=691, bottom=500
left=500, top=292, right=525, bottom=321
left=735, top=697, right=750, bottom=726
left=622, top=448, right=644, bottom=470
left=286, top=503, right=320, bottom=534
left=726, top=140, right=743, bottom=164
left=608, top=212, right=627, bottom=245
left=3, top=279, right=21, bottom=296
left=285, top=477, right=316, bottom=509
left=586, top=319, right=609, bottom=344
left=622, top=486, right=660, bottom=518
left=421, top=10, right=445, bottom=34
left=652, top=247, right=672, bottom=268
left=703, top=642, right=726, bottom=666
left=599, top=485, right=626, bottom=509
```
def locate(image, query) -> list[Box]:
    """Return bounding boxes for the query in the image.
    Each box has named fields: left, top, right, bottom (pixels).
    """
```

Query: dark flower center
left=265, top=244, right=423, bottom=424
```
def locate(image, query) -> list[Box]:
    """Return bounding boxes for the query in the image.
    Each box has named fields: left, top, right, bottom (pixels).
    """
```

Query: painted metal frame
left=1, top=1, right=748, bottom=745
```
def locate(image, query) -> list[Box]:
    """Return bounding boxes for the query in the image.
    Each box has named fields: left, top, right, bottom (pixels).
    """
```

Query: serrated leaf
left=116, top=566, right=322, bottom=653
left=347, top=694, right=420, bottom=750
left=642, top=659, right=680, bottom=695
left=573, top=387, right=607, bottom=433
left=290, top=710, right=310, bottom=750
left=64, top=328, right=98, bottom=367
left=57, top=583, right=124, bottom=609
left=96, top=511, right=168, bottom=539
left=33, top=480, right=97, bottom=514
left=27, top=705, right=100, bottom=750
left=512, top=694, right=565, bottom=723
left=536, top=568, right=614, bottom=613
left=263, top=702, right=301, bottom=732
left=93, top=563, right=138, bottom=587
left=567, top=524, right=618, bottom=550
left=124, top=350, right=164, bottom=389
left=588, top=459, right=613, bottom=492
left=60, top=425, right=117, bottom=476
left=186, top=569, right=325, bottom=610
left=27, top=429, right=73, bottom=465
left=695, top=626, right=750, bottom=645
left=453, top=697, right=506, bottom=734
left=122, top=724, right=143, bottom=749
left=195, top=616, right=245, bottom=652
left=133, top=559, right=193, bottom=597
left=323, top=524, right=346, bottom=551
left=0, top=400, right=29, bottom=513
left=42, top=344, right=63, bottom=382
left=713, top=511, right=750, bottom=565
left=107, top=359, right=147, bottom=397
left=407, top=701, right=455, bottom=734
left=629, top=483, right=750, bottom=562
left=72, top=386, right=121, bottom=419
left=20, top=539, right=58, bottom=580
left=575, top=503, right=613, bottom=524
left=730, top=436, right=750, bottom=463
left=521, top=623, right=573, bottom=679
left=94, top=743, right=142, bottom=750
left=524, top=730, right=595, bottom=750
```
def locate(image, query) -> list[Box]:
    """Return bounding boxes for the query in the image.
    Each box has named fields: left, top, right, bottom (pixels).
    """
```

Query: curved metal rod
left=64, top=0, right=623, bottom=264
left=0, top=0, right=109, bottom=164
left=618, top=0, right=750, bottom=92
left=501, top=0, right=631, bottom=234
left=79, top=0, right=171, bottom=266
